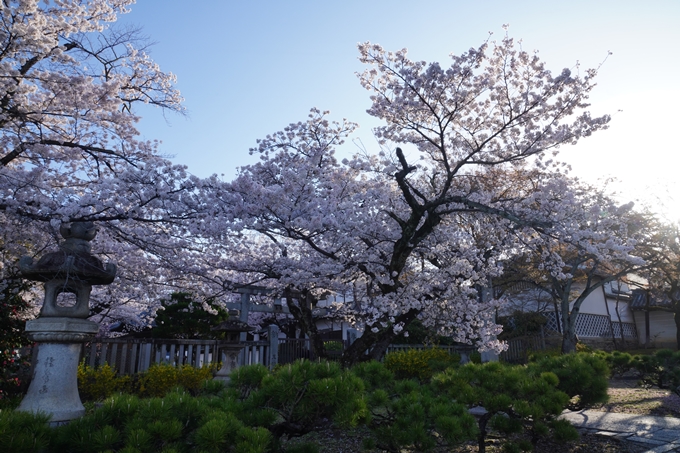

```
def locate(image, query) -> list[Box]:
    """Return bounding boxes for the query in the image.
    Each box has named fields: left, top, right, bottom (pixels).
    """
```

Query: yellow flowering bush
left=384, top=348, right=459, bottom=381
left=177, top=364, right=217, bottom=394
left=137, top=363, right=179, bottom=397
left=77, top=363, right=131, bottom=401
left=138, top=363, right=217, bottom=397
left=78, top=362, right=219, bottom=400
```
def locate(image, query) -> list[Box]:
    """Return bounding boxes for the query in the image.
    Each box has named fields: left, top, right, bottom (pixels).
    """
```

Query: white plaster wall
left=633, top=310, right=677, bottom=348
left=571, top=288, right=634, bottom=322
left=575, top=289, right=609, bottom=316
left=606, top=299, right=635, bottom=323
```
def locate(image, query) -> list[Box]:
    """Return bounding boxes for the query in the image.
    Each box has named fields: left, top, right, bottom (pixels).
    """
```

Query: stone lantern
left=211, top=312, right=254, bottom=382
left=17, top=221, right=116, bottom=423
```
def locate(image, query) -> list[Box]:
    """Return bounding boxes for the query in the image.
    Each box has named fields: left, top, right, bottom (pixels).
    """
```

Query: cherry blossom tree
left=213, top=31, right=614, bottom=365
left=496, top=176, right=647, bottom=352
left=638, top=221, right=680, bottom=349
left=0, top=0, right=216, bottom=330
left=0, top=3, right=629, bottom=365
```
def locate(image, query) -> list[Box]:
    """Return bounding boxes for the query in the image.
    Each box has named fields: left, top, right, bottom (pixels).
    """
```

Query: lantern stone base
left=18, top=318, right=99, bottom=424
left=214, top=344, right=246, bottom=383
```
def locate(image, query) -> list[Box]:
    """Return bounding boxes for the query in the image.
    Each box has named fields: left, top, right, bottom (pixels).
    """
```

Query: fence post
left=139, top=342, right=152, bottom=372
left=267, top=325, right=279, bottom=369
left=347, top=328, right=358, bottom=345
left=481, top=350, right=498, bottom=362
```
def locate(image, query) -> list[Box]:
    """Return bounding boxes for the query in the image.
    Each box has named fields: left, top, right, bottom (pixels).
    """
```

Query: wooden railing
left=70, top=333, right=575, bottom=374
left=81, top=338, right=272, bottom=375
left=499, top=335, right=547, bottom=363
left=80, top=339, right=493, bottom=374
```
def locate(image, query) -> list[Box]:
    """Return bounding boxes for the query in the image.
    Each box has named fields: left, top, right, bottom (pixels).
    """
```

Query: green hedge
left=78, top=362, right=220, bottom=401
left=1, top=355, right=612, bottom=452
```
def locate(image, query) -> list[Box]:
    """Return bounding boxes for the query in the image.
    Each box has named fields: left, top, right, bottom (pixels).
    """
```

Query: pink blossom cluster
left=0, top=4, right=642, bottom=357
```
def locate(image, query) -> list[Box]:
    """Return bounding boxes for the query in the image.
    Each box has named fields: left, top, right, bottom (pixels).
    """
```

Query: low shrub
left=48, top=390, right=272, bottom=453
left=0, top=409, right=52, bottom=453
left=366, top=371, right=477, bottom=452
left=78, top=362, right=218, bottom=401
left=383, top=347, right=459, bottom=381
left=351, top=360, right=394, bottom=391
left=323, top=341, right=343, bottom=360
left=631, top=349, right=680, bottom=394
left=323, top=341, right=343, bottom=352
left=527, top=348, right=561, bottom=362
left=284, top=441, right=320, bottom=453
left=576, top=342, right=593, bottom=353
left=199, top=377, right=227, bottom=396
left=238, top=360, right=368, bottom=440
left=468, top=351, right=481, bottom=364
left=433, top=361, right=578, bottom=453
left=2, top=356, right=613, bottom=453
left=230, top=363, right=270, bottom=400
left=528, top=352, right=610, bottom=410
left=138, top=363, right=217, bottom=398
left=78, top=363, right=132, bottom=401
left=600, top=350, right=634, bottom=378
left=588, top=349, right=680, bottom=397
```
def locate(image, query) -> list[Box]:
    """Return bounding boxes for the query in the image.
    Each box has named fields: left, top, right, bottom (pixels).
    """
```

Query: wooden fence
left=81, top=338, right=274, bottom=375
left=78, top=337, right=547, bottom=374
left=498, top=335, right=549, bottom=363
left=81, top=338, right=478, bottom=374
left=41, top=328, right=597, bottom=375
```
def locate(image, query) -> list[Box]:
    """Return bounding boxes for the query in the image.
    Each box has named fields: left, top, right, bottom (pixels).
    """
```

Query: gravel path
left=591, top=378, right=680, bottom=417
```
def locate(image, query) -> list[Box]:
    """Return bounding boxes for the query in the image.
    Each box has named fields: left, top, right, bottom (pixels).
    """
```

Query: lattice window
left=539, top=311, right=637, bottom=340
left=543, top=312, right=561, bottom=334
left=575, top=313, right=612, bottom=337
left=613, top=321, right=638, bottom=339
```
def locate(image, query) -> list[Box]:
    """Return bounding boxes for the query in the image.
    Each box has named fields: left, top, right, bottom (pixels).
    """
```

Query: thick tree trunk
left=340, top=324, right=399, bottom=367
left=559, top=283, right=586, bottom=354
left=340, top=331, right=376, bottom=367
left=675, top=311, right=680, bottom=351
left=561, top=310, right=579, bottom=354
left=284, top=290, right=327, bottom=360
left=561, top=331, right=578, bottom=354
left=340, top=308, right=420, bottom=368
left=477, top=412, right=492, bottom=453
left=602, top=285, right=618, bottom=349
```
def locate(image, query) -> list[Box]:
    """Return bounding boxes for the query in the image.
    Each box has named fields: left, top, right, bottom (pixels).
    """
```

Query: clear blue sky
left=118, top=0, right=680, bottom=218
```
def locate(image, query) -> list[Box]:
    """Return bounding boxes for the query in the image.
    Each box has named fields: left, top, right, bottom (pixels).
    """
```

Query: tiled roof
left=630, top=288, right=674, bottom=310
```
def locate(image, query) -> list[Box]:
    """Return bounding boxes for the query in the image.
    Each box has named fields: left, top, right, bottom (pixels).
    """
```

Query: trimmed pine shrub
left=0, top=410, right=52, bottom=453
left=528, top=352, right=609, bottom=410
left=237, top=360, right=368, bottom=440
left=432, top=361, right=578, bottom=453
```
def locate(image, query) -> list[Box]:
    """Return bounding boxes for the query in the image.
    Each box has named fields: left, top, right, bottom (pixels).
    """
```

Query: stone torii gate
left=224, top=285, right=359, bottom=349
left=225, top=285, right=289, bottom=340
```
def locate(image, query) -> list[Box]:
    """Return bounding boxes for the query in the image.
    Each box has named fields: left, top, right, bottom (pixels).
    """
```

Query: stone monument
left=17, top=221, right=116, bottom=423
left=211, top=311, right=254, bottom=382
